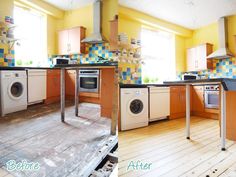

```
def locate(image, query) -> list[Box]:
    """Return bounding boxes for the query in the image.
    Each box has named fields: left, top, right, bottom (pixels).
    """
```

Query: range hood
left=81, top=0, right=105, bottom=44
left=207, top=17, right=234, bottom=59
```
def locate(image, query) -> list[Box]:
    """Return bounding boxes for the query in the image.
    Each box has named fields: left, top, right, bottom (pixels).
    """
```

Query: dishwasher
left=149, top=86, right=170, bottom=122
left=27, top=69, right=47, bottom=105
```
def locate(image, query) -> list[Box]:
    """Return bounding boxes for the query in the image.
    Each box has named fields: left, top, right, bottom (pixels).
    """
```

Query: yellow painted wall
left=118, top=6, right=190, bottom=72
left=226, top=15, right=236, bottom=56
left=185, top=22, right=219, bottom=51
left=62, top=4, right=93, bottom=37
left=119, top=6, right=192, bottom=38
left=102, top=0, right=118, bottom=40
left=184, top=15, right=236, bottom=68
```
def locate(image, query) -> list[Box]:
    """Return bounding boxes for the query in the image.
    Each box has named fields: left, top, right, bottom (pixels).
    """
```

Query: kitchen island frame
left=59, top=64, right=119, bottom=136
left=164, top=78, right=236, bottom=151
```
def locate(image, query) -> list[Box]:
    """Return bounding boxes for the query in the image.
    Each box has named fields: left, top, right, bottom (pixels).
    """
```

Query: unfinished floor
left=0, top=102, right=117, bottom=177
left=119, top=117, right=236, bottom=177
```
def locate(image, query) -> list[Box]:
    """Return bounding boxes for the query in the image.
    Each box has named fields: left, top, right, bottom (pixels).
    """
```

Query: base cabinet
left=45, top=70, right=61, bottom=104
left=170, top=86, right=186, bottom=119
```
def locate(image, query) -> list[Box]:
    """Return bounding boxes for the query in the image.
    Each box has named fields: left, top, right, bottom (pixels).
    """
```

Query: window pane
left=141, top=28, right=175, bottom=83
left=14, top=6, right=47, bottom=66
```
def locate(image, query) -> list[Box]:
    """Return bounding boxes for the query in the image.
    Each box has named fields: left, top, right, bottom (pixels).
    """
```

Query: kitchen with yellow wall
left=118, top=4, right=236, bottom=83
left=185, top=15, right=236, bottom=78
left=0, top=0, right=118, bottom=67
left=118, top=5, right=192, bottom=84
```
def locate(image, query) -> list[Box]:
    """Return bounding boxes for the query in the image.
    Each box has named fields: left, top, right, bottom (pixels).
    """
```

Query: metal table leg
left=75, top=69, right=79, bottom=116
left=186, top=84, right=190, bottom=139
left=61, top=68, right=65, bottom=122
left=221, top=84, right=226, bottom=151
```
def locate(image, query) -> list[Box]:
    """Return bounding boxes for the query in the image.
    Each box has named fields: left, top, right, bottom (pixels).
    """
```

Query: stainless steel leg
left=186, top=84, right=190, bottom=139
left=221, top=84, right=226, bottom=151
left=75, top=69, right=79, bottom=116
left=61, top=68, right=65, bottom=122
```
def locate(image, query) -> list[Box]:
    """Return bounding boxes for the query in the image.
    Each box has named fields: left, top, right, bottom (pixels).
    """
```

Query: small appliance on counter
left=52, top=57, right=70, bottom=65
left=182, top=73, right=198, bottom=80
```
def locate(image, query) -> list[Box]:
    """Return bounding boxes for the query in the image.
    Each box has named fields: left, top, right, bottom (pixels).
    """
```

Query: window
left=141, top=28, right=175, bottom=83
left=14, top=6, right=47, bottom=66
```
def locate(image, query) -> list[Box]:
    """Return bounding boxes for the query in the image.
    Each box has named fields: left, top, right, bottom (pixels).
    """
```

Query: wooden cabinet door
left=192, top=86, right=204, bottom=113
left=58, top=30, right=69, bottom=55
left=68, top=27, right=86, bottom=54
left=109, top=19, right=118, bottom=51
left=179, top=86, right=186, bottom=113
left=65, top=70, right=76, bottom=97
left=170, top=87, right=181, bottom=115
left=187, top=47, right=196, bottom=72
left=58, top=27, right=86, bottom=55
left=170, top=86, right=187, bottom=119
left=46, top=70, right=60, bottom=101
left=197, top=44, right=207, bottom=70
left=187, top=43, right=213, bottom=71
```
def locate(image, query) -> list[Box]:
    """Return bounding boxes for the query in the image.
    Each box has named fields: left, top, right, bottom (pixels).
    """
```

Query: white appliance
left=120, top=88, right=149, bottom=131
left=0, top=70, right=27, bottom=116
left=27, top=69, right=47, bottom=105
left=149, top=87, right=170, bottom=121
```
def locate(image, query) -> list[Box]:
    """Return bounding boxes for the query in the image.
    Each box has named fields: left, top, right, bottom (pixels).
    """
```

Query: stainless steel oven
left=79, top=70, right=99, bottom=93
left=204, top=85, right=219, bottom=109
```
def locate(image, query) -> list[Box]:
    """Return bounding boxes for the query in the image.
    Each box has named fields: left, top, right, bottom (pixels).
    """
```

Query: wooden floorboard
left=119, top=117, right=236, bottom=177
left=0, top=102, right=117, bottom=177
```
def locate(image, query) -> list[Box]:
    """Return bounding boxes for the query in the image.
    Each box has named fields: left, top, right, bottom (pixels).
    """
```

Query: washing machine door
left=128, top=99, right=144, bottom=116
left=8, top=81, right=24, bottom=100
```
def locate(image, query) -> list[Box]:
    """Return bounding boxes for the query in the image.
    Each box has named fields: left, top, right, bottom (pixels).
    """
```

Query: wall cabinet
left=170, top=86, right=186, bottom=119
left=109, top=18, right=118, bottom=51
left=187, top=43, right=213, bottom=71
left=58, top=26, right=86, bottom=55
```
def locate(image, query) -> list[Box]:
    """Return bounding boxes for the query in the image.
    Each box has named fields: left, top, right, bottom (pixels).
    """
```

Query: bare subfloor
left=119, top=117, right=236, bottom=177
left=0, top=102, right=117, bottom=177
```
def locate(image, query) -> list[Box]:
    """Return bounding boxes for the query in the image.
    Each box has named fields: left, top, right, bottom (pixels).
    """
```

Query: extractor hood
left=207, top=17, right=234, bottom=59
left=81, top=0, right=105, bottom=44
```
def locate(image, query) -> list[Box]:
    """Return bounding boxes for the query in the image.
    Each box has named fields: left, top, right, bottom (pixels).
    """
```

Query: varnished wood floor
left=119, top=117, right=236, bottom=177
left=0, top=102, right=117, bottom=177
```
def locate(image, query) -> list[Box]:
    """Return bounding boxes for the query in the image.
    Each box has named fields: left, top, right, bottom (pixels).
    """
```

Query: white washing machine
left=120, top=88, right=149, bottom=131
left=0, top=70, right=27, bottom=117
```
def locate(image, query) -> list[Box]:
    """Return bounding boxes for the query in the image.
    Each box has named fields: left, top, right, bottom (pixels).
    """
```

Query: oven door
left=79, top=75, right=99, bottom=93
left=204, top=91, right=219, bottom=109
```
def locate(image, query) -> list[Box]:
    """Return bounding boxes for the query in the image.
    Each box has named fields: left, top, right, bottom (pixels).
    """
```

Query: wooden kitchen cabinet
left=109, top=18, right=118, bottom=51
left=58, top=26, right=86, bottom=55
left=192, top=86, right=205, bottom=113
left=187, top=43, right=213, bottom=71
left=170, top=86, right=186, bottom=119
left=45, top=70, right=61, bottom=104
left=191, top=86, right=219, bottom=119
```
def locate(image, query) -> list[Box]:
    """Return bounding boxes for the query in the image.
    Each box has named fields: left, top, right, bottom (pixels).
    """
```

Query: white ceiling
left=119, top=0, right=236, bottom=29
left=42, top=0, right=96, bottom=10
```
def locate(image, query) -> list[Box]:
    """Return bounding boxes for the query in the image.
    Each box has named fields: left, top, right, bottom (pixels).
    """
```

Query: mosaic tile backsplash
left=52, top=43, right=113, bottom=64
left=118, top=63, right=142, bottom=84
left=0, top=48, right=15, bottom=67
left=198, top=58, right=236, bottom=78
left=53, top=43, right=142, bottom=84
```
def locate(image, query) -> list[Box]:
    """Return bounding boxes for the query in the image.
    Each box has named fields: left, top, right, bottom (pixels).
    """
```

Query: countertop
left=119, top=83, right=170, bottom=88
left=120, top=78, right=236, bottom=91
left=163, top=78, right=236, bottom=91
left=0, top=62, right=118, bottom=70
